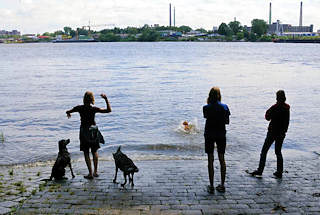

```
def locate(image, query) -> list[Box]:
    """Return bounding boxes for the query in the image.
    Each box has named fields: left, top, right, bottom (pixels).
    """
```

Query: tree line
left=40, top=18, right=272, bottom=42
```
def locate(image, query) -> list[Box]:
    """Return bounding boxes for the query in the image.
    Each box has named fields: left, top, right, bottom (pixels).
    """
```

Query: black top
left=265, top=102, right=290, bottom=135
left=73, top=105, right=100, bottom=128
left=203, top=101, right=230, bottom=136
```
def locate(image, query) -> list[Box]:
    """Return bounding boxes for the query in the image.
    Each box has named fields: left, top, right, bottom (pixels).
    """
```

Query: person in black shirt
left=66, top=91, right=111, bottom=179
left=250, top=90, right=290, bottom=179
left=203, top=87, right=230, bottom=193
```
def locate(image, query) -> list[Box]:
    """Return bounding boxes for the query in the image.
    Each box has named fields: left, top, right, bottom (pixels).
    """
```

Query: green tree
left=236, top=32, right=244, bottom=40
left=63, top=27, right=72, bottom=35
left=98, top=33, right=120, bottom=42
left=195, top=28, right=207, bottom=33
left=178, top=25, right=192, bottom=33
left=228, top=21, right=241, bottom=35
left=218, top=23, right=232, bottom=36
left=251, top=19, right=268, bottom=37
left=138, top=29, right=160, bottom=41
left=54, top=30, right=64, bottom=36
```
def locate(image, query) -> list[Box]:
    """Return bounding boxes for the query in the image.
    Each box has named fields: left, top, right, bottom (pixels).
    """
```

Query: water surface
left=0, top=42, right=319, bottom=165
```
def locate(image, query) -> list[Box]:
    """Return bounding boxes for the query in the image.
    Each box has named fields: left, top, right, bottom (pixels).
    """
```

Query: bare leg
left=207, top=153, right=214, bottom=187
left=92, top=151, right=99, bottom=176
left=83, top=151, right=93, bottom=177
left=218, top=153, right=226, bottom=186
left=69, top=163, right=75, bottom=178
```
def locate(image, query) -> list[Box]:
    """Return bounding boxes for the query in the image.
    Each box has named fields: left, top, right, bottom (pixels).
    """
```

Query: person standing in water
left=66, top=91, right=111, bottom=179
left=250, top=90, right=290, bottom=179
left=203, top=87, right=230, bottom=193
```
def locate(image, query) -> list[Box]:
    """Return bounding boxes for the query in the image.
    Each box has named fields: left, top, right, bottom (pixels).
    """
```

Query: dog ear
left=117, top=146, right=121, bottom=152
left=66, top=139, right=70, bottom=144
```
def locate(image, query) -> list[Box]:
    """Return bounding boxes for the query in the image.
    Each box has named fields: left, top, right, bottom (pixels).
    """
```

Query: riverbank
left=1, top=153, right=319, bottom=214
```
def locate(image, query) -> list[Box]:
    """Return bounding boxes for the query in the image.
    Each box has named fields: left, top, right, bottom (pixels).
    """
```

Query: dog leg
left=69, top=163, right=75, bottom=178
left=131, top=173, right=135, bottom=187
left=113, top=167, right=118, bottom=183
left=121, top=173, right=127, bottom=187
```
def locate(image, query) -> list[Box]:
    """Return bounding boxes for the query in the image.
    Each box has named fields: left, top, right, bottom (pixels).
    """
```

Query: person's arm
left=225, top=107, right=230, bottom=125
left=284, top=105, right=290, bottom=132
left=265, top=104, right=275, bottom=121
left=97, top=94, right=112, bottom=113
left=66, top=106, right=78, bottom=119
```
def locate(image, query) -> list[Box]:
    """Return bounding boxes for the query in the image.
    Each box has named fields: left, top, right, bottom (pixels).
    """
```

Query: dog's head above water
left=58, top=139, right=70, bottom=151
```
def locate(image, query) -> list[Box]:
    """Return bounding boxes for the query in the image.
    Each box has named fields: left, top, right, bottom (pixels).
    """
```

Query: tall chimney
left=174, top=7, right=176, bottom=27
left=299, top=1, right=303, bottom=27
left=269, top=2, right=272, bottom=25
left=169, top=3, right=172, bottom=27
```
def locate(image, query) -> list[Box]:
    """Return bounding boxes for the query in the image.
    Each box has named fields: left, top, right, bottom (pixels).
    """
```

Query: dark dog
left=113, top=146, right=139, bottom=187
left=43, top=139, right=75, bottom=181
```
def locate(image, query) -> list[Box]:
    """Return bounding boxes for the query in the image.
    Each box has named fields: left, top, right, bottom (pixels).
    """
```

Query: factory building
left=267, top=1, right=316, bottom=36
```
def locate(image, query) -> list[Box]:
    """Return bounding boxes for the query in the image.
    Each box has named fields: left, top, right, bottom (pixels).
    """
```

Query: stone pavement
left=0, top=154, right=319, bottom=214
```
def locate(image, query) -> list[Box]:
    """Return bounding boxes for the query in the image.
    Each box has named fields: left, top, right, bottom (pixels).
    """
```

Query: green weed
left=9, top=169, right=14, bottom=176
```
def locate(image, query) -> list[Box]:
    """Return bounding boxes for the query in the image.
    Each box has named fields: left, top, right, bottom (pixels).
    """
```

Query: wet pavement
left=0, top=153, right=319, bottom=214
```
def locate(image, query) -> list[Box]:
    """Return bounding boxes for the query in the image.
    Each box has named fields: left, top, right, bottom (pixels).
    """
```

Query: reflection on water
left=0, top=42, right=320, bottom=165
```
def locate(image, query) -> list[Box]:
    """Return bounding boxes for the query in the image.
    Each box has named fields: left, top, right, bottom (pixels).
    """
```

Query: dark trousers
left=258, top=132, right=285, bottom=174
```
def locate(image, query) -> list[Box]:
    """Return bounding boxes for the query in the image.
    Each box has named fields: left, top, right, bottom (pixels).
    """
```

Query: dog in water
left=113, top=146, right=139, bottom=187
left=43, top=139, right=75, bottom=181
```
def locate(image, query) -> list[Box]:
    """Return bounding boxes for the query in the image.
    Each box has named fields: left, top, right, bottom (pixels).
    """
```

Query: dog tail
left=128, top=167, right=139, bottom=173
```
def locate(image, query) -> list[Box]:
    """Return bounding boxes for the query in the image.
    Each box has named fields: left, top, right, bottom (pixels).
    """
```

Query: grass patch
left=13, top=181, right=23, bottom=187
left=36, top=172, right=41, bottom=176
left=31, top=189, right=37, bottom=195
left=9, top=169, right=14, bottom=176
left=5, top=191, right=13, bottom=195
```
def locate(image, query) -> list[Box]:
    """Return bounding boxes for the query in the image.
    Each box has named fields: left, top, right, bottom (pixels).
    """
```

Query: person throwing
left=66, top=91, right=111, bottom=179
left=250, top=90, right=290, bottom=179
left=203, top=87, right=230, bottom=193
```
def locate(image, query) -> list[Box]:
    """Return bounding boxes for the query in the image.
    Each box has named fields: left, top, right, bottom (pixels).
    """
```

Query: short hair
left=83, top=91, right=95, bottom=105
left=207, top=87, right=221, bottom=104
left=276, top=90, right=286, bottom=103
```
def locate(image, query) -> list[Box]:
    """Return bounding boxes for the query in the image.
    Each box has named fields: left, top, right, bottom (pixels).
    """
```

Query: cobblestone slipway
left=0, top=152, right=319, bottom=214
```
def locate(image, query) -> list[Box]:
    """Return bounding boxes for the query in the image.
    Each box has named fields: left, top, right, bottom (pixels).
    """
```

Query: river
left=0, top=42, right=319, bottom=165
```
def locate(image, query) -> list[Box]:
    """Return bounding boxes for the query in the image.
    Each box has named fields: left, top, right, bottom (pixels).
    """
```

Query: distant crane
left=82, top=23, right=115, bottom=32
left=77, top=23, right=115, bottom=39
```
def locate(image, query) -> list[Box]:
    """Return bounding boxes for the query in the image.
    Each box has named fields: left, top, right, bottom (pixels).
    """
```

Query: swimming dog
left=113, top=146, right=139, bottom=187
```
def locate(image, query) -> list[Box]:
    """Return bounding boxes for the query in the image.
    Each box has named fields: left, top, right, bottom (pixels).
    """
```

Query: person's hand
left=66, top=112, right=71, bottom=119
left=100, top=93, right=107, bottom=99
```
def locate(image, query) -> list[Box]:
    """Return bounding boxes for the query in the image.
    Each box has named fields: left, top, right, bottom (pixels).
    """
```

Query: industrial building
left=267, top=1, right=316, bottom=36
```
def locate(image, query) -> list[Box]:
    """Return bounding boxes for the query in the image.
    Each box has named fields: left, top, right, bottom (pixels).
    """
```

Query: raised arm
left=97, top=94, right=112, bottom=113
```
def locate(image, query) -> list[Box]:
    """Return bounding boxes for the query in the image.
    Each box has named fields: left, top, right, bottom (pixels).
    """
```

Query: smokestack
left=174, top=7, right=175, bottom=27
left=169, top=3, right=172, bottom=27
left=299, top=1, right=303, bottom=27
left=269, top=2, right=272, bottom=25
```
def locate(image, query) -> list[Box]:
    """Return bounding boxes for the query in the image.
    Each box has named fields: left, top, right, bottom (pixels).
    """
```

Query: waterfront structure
left=0, top=29, right=21, bottom=36
left=299, top=1, right=303, bottom=27
left=169, top=3, right=172, bottom=27
left=269, top=2, right=272, bottom=25
left=268, top=20, right=313, bottom=35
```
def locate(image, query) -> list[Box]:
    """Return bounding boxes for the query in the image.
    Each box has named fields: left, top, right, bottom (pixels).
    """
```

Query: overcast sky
left=1, top=0, right=319, bottom=34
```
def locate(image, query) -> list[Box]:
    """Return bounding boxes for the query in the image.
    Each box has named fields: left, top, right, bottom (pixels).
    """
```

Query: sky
left=0, top=0, right=320, bottom=34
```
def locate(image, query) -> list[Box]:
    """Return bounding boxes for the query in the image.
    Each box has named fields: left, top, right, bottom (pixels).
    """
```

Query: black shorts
left=204, top=134, right=226, bottom=154
left=79, top=127, right=100, bottom=152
